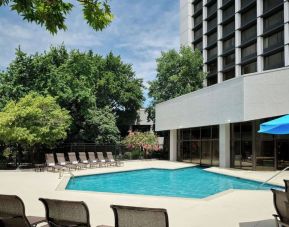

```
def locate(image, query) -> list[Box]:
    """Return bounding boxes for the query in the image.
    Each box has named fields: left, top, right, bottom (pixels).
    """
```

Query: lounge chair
left=68, top=152, right=88, bottom=169
left=106, top=152, right=117, bottom=166
left=87, top=152, right=101, bottom=168
left=284, top=180, right=289, bottom=192
left=56, top=153, right=78, bottom=171
left=39, top=198, right=91, bottom=227
left=45, top=153, right=66, bottom=172
left=0, top=194, right=47, bottom=227
left=272, top=189, right=289, bottom=227
left=110, top=205, right=169, bottom=227
left=97, top=152, right=108, bottom=167
left=80, top=152, right=98, bottom=168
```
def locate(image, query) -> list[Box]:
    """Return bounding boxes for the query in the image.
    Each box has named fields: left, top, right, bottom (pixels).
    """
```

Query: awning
left=258, top=115, right=289, bottom=134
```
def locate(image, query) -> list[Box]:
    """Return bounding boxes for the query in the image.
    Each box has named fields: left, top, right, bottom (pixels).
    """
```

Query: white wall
left=155, top=67, right=289, bottom=131
left=180, top=0, right=193, bottom=46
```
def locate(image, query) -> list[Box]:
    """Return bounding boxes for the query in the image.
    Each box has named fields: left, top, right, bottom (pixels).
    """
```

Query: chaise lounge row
left=45, top=151, right=123, bottom=172
left=0, top=194, right=169, bottom=227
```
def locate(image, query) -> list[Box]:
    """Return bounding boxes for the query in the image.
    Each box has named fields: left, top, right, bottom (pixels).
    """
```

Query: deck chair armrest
left=273, top=214, right=289, bottom=227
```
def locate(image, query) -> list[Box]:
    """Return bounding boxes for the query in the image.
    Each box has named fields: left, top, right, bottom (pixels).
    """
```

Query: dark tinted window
left=194, top=0, right=203, bottom=13
left=241, top=25, right=257, bottom=43
left=223, top=37, right=235, bottom=52
left=223, top=53, right=235, bottom=67
left=241, top=6, right=256, bottom=26
left=194, top=27, right=203, bottom=40
left=263, top=0, right=283, bottom=12
left=207, top=2, right=217, bottom=17
left=207, top=17, right=217, bottom=31
left=207, top=75, right=218, bottom=86
left=223, top=70, right=235, bottom=81
left=207, top=46, right=218, bottom=59
left=207, top=32, right=217, bottom=45
left=264, top=51, right=284, bottom=70
left=264, top=10, right=284, bottom=32
left=223, top=3, right=235, bottom=21
left=241, top=43, right=257, bottom=59
left=264, top=30, right=284, bottom=50
left=223, top=20, right=235, bottom=37
left=194, top=41, right=203, bottom=51
left=241, top=61, right=257, bottom=75
left=194, top=14, right=203, bottom=26
left=207, top=61, right=217, bottom=74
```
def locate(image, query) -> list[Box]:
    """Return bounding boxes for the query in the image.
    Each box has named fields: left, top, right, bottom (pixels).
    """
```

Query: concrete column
left=217, top=0, right=223, bottom=83
left=170, top=129, right=178, bottom=161
left=235, top=1, right=241, bottom=76
left=219, top=124, right=230, bottom=168
left=257, top=0, right=263, bottom=72
left=284, top=1, right=289, bottom=66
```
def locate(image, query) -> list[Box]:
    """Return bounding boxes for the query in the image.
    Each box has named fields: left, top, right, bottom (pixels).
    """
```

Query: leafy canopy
left=0, top=45, right=143, bottom=142
left=0, top=0, right=113, bottom=34
left=147, top=46, right=205, bottom=120
left=0, top=93, right=71, bottom=149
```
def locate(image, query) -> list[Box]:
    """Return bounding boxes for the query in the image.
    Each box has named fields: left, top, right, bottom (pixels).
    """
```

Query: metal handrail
left=58, top=169, right=75, bottom=179
left=259, top=166, right=289, bottom=188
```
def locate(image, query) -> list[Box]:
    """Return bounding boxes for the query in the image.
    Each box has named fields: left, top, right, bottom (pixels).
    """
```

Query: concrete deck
left=1, top=160, right=288, bottom=227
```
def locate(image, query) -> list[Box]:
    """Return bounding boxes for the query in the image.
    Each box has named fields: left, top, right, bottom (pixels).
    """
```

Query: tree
left=147, top=46, right=205, bottom=121
left=0, top=0, right=113, bottom=34
left=0, top=45, right=143, bottom=141
left=122, top=131, right=160, bottom=158
left=0, top=93, right=71, bottom=152
left=84, top=106, right=120, bottom=144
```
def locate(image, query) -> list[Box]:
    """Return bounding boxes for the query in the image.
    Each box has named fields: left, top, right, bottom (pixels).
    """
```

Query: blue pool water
left=66, top=167, right=284, bottom=199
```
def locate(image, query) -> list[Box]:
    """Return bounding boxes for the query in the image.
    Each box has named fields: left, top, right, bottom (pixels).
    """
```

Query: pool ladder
left=259, top=166, right=289, bottom=188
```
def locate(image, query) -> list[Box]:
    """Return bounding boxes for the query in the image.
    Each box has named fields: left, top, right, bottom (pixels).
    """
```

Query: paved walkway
left=1, top=160, right=288, bottom=227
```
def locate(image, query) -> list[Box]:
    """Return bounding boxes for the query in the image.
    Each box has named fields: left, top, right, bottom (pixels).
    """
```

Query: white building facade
left=156, top=0, right=289, bottom=170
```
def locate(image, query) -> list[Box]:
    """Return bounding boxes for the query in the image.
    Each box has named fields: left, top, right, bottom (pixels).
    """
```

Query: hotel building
left=155, top=0, right=289, bottom=170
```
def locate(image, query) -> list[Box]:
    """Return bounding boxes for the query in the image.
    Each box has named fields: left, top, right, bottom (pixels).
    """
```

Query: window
left=223, top=53, right=235, bottom=67
left=241, top=0, right=255, bottom=9
left=223, top=20, right=235, bottom=37
left=207, top=61, right=217, bottom=75
left=241, top=6, right=256, bottom=26
left=223, top=70, right=235, bottom=81
left=194, top=14, right=203, bottom=26
left=194, top=27, right=203, bottom=40
left=194, top=41, right=203, bottom=51
left=264, top=10, right=284, bottom=32
left=263, top=0, right=283, bottom=12
left=207, top=2, right=217, bottom=17
left=207, top=32, right=217, bottom=46
left=207, top=75, right=218, bottom=86
left=223, top=37, right=235, bottom=52
left=264, top=51, right=284, bottom=70
left=222, top=3, right=235, bottom=21
left=264, top=30, right=284, bottom=51
left=241, top=61, right=257, bottom=75
left=241, top=25, right=257, bottom=43
left=207, top=17, right=217, bottom=31
left=241, top=43, right=257, bottom=60
left=207, top=46, right=217, bottom=59
left=194, top=0, right=203, bottom=13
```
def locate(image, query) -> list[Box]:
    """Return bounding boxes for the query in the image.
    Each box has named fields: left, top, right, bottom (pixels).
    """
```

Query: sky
left=0, top=0, right=180, bottom=107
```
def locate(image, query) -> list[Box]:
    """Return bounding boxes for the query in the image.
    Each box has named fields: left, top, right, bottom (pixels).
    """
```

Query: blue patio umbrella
left=258, top=115, right=289, bottom=134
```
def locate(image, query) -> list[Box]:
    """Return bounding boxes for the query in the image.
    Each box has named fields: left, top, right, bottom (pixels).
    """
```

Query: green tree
left=84, top=106, right=120, bottom=144
left=0, top=93, right=71, bottom=152
left=0, top=45, right=143, bottom=141
left=147, top=46, right=205, bottom=121
left=0, top=0, right=113, bottom=34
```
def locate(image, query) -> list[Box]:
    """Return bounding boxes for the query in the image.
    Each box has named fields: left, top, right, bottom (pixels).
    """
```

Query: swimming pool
left=66, top=167, right=284, bottom=199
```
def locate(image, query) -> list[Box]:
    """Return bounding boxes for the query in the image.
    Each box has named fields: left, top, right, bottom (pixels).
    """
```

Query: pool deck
left=1, top=160, right=288, bottom=227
